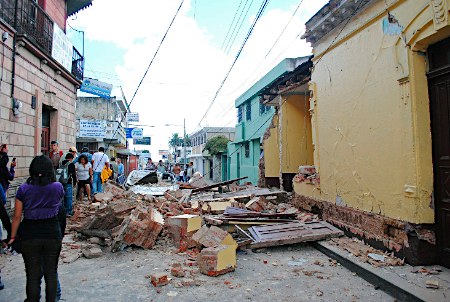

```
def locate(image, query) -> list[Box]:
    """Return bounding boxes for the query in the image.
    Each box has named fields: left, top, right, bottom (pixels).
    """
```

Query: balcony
left=0, top=0, right=84, bottom=81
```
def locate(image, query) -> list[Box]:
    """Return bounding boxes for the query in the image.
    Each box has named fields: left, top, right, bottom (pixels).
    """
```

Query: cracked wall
left=295, top=0, right=442, bottom=224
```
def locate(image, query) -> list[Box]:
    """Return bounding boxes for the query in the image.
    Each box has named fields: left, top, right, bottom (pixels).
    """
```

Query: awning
left=116, top=149, right=136, bottom=156
left=67, top=0, right=93, bottom=17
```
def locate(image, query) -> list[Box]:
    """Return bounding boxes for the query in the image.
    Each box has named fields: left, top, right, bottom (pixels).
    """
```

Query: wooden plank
left=191, top=177, right=248, bottom=193
left=248, top=221, right=344, bottom=248
left=203, top=216, right=224, bottom=226
left=224, top=207, right=252, bottom=215
left=234, top=224, right=255, bottom=242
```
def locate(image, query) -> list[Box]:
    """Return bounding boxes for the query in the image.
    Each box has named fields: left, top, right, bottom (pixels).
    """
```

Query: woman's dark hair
left=27, top=155, right=56, bottom=186
left=65, top=152, right=74, bottom=160
left=78, top=154, right=88, bottom=164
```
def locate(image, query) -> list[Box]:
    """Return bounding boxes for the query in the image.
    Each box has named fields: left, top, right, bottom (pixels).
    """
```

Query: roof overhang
left=67, top=0, right=93, bottom=17
left=259, top=57, right=312, bottom=106
left=301, top=0, right=375, bottom=44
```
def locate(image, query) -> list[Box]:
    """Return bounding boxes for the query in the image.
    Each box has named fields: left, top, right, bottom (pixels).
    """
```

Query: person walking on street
left=186, top=162, right=195, bottom=183
left=49, top=141, right=63, bottom=170
left=110, top=157, right=118, bottom=180
left=0, top=188, right=12, bottom=290
left=60, top=147, right=79, bottom=166
left=0, top=144, right=15, bottom=203
left=145, top=158, right=156, bottom=170
left=75, top=155, right=92, bottom=202
left=116, top=158, right=125, bottom=184
left=8, top=155, right=65, bottom=302
left=61, top=153, right=77, bottom=216
left=91, top=147, right=109, bottom=194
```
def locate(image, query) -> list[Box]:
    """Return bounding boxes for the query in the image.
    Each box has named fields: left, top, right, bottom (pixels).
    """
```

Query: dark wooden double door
left=428, top=37, right=450, bottom=268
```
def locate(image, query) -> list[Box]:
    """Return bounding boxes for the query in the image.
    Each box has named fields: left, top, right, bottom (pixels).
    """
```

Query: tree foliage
left=204, top=135, right=230, bottom=156
left=169, top=133, right=191, bottom=148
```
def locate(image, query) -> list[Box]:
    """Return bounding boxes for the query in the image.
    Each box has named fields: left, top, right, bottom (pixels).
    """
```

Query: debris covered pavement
left=3, top=178, right=446, bottom=301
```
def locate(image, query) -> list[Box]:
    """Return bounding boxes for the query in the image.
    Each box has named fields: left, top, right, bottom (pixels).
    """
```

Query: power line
left=223, top=0, right=252, bottom=54
left=95, top=0, right=185, bottom=170
left=263, top=0, right=304, bottom=59
left=220, top=0, right=244, bottom=51
left=197, top=0, right=271, bottom=127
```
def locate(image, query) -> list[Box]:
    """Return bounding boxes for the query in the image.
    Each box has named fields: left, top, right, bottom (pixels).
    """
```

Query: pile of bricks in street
left=67, top=179, right=326, bottom=284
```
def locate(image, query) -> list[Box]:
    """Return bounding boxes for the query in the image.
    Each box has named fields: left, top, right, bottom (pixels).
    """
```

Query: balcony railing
left=0, top=0, right=84, bottom=80
left=72, top=46, right=84, bottom=81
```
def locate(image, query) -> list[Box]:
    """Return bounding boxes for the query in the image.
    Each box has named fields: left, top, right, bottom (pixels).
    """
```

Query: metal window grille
left=246, top=102, right=251, bottom=121
left=244, top=142, right=250, bottom=158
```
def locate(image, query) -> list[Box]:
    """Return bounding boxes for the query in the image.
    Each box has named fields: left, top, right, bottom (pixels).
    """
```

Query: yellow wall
left=264, top=115, right=279, bottom=178
left=281, top=94, right=314, bottom=172
left=295, top=0, right=449, bottom=224
left=264, top=94, right=314, bottom=178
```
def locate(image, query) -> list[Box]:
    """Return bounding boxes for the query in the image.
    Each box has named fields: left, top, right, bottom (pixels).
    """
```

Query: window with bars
left=259, top=102, right=266, bottom=115
left=244, top=142, right=250, bottom=158
left=246, top=102, right=251, bottom=121
left=237, top=105, right=243, bottom=123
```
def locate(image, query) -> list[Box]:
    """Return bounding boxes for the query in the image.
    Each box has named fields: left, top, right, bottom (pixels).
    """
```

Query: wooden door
left=428, top=38, right=450, bottom=268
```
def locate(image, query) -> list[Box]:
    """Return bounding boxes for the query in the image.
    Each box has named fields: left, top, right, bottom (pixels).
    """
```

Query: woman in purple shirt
left=9, top=155, right=65, bottom=301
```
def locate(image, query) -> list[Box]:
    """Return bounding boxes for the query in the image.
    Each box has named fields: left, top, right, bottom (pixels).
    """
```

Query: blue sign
left=80, top=78, right=113, bottom=98
left=134, top=137, right=151, bottom=145
left=125, top=127, right=144, bottom=139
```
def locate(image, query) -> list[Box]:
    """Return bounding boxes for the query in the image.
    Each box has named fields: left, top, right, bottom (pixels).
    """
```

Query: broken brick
left=192, top=225, right=237, bottom=248
left=111, top=204, right=164, bottom=251
left=151, top=273, right=169, bottom=287
left=198, top=245, right=237, bottom=277
left=167, top=214, right=202, bottom=252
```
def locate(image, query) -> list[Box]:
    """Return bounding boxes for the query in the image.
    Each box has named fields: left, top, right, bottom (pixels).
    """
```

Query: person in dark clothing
left=0, top=199, right=11, bottom=290
left=8, top=155, right=65, bottom=302
left=61, top=153, right=77, bottom=217
left=0, top=144, right=16, bottom=203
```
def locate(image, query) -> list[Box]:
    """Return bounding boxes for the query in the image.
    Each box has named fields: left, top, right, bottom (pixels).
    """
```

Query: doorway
left=428, top=37, right=450, bottom=268
left=41, top=105, right=51, bottom=155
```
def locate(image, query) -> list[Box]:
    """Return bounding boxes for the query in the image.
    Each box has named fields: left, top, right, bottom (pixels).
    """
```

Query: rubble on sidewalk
left=328, top=237, right=404, bottom=267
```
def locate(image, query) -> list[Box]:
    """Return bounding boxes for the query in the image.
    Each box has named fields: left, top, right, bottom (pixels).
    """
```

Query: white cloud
left=72, top=0, right=328, bottom=159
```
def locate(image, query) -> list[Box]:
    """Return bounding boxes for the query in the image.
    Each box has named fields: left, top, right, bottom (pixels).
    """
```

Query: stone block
left=82, top=247, right=102, bottom=259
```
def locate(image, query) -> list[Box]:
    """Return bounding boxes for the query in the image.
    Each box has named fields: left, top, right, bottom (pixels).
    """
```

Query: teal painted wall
left=228, top=97, right=274, bottom=185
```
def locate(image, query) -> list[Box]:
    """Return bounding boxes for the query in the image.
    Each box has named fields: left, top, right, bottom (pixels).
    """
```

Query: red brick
left=150, top=273, right=169, bottom=287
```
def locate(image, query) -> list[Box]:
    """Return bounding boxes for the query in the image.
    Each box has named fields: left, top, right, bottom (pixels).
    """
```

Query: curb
left=312, top=241, right=424, bottom=302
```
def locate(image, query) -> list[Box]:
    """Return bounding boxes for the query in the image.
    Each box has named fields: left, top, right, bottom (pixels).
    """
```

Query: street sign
left=125, top=127, right=144, bottom=139
left=134, top=137, right=151, bottom=145
left=80, top=78, right=113, bottom=98
left=158, top=150, right=169, bottom=156
left=79, top=120, right=106, bottom=138
left=131, top=128, right=143, bottom=139
left=126, top=112, right=139, bottom=122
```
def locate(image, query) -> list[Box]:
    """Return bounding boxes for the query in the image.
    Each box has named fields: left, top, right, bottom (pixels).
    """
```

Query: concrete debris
left=329, top=237, right=404, bottom=267
left=67, top=179, right=347, bottom=279
left=425, top=279, right=440, bottom=289
left=82, top=246, right=103, bottom=259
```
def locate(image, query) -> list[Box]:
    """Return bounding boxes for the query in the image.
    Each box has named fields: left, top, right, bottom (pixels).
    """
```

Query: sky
left=68, top=0, right=328, bottom=160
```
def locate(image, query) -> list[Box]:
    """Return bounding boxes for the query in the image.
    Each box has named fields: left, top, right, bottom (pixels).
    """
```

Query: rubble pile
left=328, top=237, right=405, bottom=267
left=65, top=177, right=343, bottom=285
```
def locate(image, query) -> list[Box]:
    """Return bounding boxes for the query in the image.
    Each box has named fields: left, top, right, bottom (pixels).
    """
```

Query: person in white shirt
left=91, top=147, right=109, bottom=194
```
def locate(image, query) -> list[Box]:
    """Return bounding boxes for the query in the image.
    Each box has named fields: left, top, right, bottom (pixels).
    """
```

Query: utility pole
left=183, top=118, right=187, bottom=171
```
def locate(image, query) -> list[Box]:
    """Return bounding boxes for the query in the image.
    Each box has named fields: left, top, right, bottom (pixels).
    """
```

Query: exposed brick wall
left=43, top=0, right=67, bottom=31
left=292, top=193, right=437, bottom=265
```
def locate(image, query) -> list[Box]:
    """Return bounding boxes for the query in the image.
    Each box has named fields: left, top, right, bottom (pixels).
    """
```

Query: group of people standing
left=145, top=158, right=195, bottom=183
left=0, top=141, right=126, bottom=301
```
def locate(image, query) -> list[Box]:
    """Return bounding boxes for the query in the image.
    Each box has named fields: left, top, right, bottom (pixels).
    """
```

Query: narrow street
left=2, top=243, right=392, bottom=302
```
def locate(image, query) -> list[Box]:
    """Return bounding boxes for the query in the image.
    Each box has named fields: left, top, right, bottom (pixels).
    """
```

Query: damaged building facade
left=0, top=0, right=90, bottom=206
left=285, top=0, right=450, bottom=267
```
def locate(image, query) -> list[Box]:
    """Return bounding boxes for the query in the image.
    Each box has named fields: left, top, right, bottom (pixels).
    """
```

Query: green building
left=228, top=57, right=308, bottom=185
